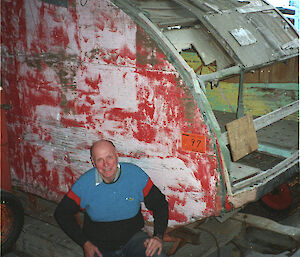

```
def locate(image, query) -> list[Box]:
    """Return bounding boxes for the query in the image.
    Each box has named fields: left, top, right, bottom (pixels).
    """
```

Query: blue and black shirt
left=54, top=162, right=169, bottom=250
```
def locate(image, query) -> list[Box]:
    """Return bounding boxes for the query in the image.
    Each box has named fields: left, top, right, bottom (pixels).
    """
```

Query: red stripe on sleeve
left=143, top=178, right=154, bottom=197
left=67, top=190, right=81, bottom=207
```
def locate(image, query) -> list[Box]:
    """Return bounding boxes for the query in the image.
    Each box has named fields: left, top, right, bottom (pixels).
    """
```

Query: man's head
left=90, top=140, right=119, bottom=183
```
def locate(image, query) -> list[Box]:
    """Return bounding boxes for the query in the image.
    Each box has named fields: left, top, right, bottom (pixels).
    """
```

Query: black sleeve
left=54, top=195, right=89, bottom=247
left=144, top=185, right=169, bottom=239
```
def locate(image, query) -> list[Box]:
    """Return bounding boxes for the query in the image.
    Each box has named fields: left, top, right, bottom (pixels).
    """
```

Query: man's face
left=91, top=141, right=119, bottom=183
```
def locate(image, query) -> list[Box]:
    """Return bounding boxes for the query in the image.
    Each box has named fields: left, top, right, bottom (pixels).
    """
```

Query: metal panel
left=164, top=27, right=233, bottom=68
left=204, top=9, right=298, bottom=68
left=131, top=0, right=299, bottom=71
left=204, top=12, right=275, bottom=67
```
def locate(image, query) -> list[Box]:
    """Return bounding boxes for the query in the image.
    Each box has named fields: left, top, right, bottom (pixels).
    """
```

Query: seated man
left=54, top=139, right=169, bottom=257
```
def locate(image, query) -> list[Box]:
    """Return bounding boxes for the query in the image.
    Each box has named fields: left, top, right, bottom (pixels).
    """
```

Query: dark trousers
left=97, top=231, right=167, bottom=257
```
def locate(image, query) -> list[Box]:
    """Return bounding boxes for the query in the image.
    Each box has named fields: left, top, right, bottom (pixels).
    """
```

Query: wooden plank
left=226, top=115, right=258, bottom=161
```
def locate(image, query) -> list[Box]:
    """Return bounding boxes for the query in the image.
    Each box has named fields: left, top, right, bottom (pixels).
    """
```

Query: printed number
left=182, top=133, right=206, bottom=153
left=191, top=139, right=202, bottom=148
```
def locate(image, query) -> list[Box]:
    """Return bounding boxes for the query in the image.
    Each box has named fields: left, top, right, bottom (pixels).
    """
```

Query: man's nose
left=103, top=159, right=108, bottom=167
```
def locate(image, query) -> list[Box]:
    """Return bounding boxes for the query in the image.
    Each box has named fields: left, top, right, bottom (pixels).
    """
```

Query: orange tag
left=181, top=133, right=206, bottom=153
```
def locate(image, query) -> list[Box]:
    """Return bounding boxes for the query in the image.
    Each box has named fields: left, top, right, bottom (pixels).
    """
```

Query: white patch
left=35, top=105, right=61, bottom=122
left=76, top=65, right=138, bottom=112
left=101, top=68, right=138, bottom=111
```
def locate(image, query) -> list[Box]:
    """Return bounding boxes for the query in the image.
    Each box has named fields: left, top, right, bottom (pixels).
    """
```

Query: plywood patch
left=226, top=115, right=258, bottom=161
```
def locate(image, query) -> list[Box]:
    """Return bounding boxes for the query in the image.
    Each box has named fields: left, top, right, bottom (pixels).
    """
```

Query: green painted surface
left=205, top=83, right=298, bottom=120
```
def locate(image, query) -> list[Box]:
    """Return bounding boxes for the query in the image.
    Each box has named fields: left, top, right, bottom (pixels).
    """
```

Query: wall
left=1, top=0, right=224, bottom=226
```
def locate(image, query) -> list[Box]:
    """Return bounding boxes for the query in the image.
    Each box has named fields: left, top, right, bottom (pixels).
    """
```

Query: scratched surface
left=2, top=0, right=223, bottom=226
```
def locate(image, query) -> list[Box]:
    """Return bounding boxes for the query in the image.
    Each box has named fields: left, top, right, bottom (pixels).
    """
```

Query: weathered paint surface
left=2, top=0, right=224, bottom=226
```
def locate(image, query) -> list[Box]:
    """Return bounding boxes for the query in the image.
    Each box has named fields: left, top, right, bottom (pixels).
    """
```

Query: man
left=54, top=140, right=169, bottom=257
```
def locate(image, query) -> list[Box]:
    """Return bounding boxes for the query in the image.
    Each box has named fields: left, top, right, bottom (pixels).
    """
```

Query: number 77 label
left=181, top=133, right=206, bottom=153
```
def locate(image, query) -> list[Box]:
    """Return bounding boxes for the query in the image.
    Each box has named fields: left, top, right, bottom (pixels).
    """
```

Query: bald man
left=55, top=140, right=169, bottom=257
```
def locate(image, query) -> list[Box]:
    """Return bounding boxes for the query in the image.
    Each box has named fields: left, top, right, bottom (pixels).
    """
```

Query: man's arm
left=54, top=193, right=89, bottom=246
left=55, top=193, right=103, bottom=257
left=144, top=184, right=169, bottom=239
left=144, top=184, right=168, bottom=256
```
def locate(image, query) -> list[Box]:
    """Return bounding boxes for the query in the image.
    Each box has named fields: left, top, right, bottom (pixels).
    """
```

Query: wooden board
left=226, top=115, right=258, bottom=161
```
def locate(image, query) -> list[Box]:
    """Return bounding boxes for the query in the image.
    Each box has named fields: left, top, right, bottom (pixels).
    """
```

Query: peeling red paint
left=85, top=95, right=95, bottom=105
left=2, top=0, right=224, bottom=226
left=168, top=195, right=188, bottom=223
left=134, top=123, right=157, bottom=143
left=64, top=166, right=77, bottom=187
left=85, top=74, right=102, bottom=90
left=60, top=116, right=82, bottom=128
left=52, top=26, right=70, bottom=48
left=119, top=45, right=136, bottom=62
left=168, top=184, right=198, bottom=193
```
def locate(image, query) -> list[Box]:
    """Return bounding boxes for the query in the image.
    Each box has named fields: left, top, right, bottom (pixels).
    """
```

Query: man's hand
left=144, top=236, right=163, bottom=257
left=83, top=241, right=103, bottom=257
